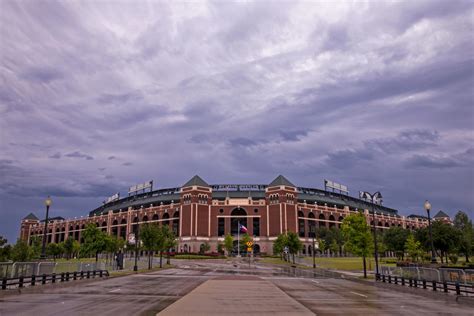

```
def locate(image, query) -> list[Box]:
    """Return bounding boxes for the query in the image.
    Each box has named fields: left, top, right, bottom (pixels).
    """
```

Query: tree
left=140, top=224, right=160, bottom=269
left=63, top=237, right=75, bottom=260
left=81, top=224, right=108, bottom=261
left=0, top=236, right=11, bottom=262
left=224, top=234, right=234, bottom=256
left=328, top=228, right=344, bottom=256
left=341, top=213, right=373, bottom=278
left=11, top=239, right=32, bottom=262
left=453, top=211, right=473, bottom=262
left=286, top=232, right=303, bottom=264
left=405, top=234, right=422, bottom=262
left=46, top=243, right=63, bottom=261
left=273, top=234, right=288, bottom=260
left=200, top=242, right=211, bottom=254
left=432, top=221, right=460, bottom=263
left=163, top=226, right=176, bottom=265
left=240, top=234, right=252, bottom=254
left=383, top=227, right=409, bottom=260
left=29, top=236, right=42, bottom=259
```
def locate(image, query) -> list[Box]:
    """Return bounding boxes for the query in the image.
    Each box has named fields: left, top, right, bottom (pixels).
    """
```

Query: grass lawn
left=302, top=257, right=396, bottom=271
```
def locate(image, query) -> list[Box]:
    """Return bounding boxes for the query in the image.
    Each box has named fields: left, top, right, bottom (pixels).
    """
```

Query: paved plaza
left=0, top=260, right=472, bottom=315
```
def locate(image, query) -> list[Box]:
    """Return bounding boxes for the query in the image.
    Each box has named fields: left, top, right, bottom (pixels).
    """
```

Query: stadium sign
left=324, top=179, right=349, bottom=194
left=128, top=180, right=153, bottom=195
left=105, top=193, right=120, bottom=204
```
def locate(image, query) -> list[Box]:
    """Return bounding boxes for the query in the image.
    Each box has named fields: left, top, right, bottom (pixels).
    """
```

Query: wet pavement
left=0, top=259, right=472, bottom=315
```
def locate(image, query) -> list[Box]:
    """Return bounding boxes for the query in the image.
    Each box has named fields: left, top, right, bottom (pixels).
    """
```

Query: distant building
left=20, top=175, right=429, bottom=255
left=433, top=210, right=452, bottom=224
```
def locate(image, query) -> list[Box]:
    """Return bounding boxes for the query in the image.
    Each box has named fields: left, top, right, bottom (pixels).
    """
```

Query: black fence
left=1, top=270, right=109, bottom=290
left=377, top=273, right=474, bottom=297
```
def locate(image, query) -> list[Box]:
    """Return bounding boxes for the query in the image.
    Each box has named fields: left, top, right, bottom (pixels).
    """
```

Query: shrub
left=448, top=254, right=458, bottom=264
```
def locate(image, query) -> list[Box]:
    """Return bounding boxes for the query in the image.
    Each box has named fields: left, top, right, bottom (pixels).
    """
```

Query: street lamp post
left=424, top=200, right=437, bottom=264
left=362, top=191, right=382, bottom=280
left=134, top=223, right=140, bottom=271
left=311, top=227, right=316, bottom=269
left=40, top=196, right=52, bottom=259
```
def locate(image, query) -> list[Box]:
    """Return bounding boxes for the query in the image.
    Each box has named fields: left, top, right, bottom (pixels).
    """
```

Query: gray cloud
left=64, top=151, right=94, bottom=160
left=0, top=1, right=473, bottom=243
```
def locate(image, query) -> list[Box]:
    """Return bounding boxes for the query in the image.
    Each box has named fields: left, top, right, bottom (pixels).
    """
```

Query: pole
left=427, top=209, right=437, bottom=263
left=134, top=224, right=139, bottom=271
left=41, top=204, right=50, bottom=259
left=371, top=196, right=379, bottom=279
left=237, top=221, right=240, bottom=257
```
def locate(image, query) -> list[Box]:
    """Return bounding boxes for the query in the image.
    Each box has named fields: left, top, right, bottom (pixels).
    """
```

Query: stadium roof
left=434, top=210, right=450, bottom=218
left=269, top=175, right=295, bottom=187
left=23, top=213, right=39, bottom=220
left=183, top=175, right=209, bottom=187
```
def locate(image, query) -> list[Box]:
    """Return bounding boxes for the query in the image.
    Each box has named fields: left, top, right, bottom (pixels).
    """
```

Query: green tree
left=328, top=228, right=344, bottom=256
left=317, top=238, right=326, bottom=255
left=11, top=239, right=32, bottom=261
left=273, top=233, right=288, bottom=259
left=29, top=236, right=42, bottom=259
left=217, top=243, right=224, bottom=254
left=453, top=211, right=473, bottom=262
left=286, top=231, right=303, bottom=264
left=0, top=236, right=11, bottom=261
left=240, top=234, right=252, bottom=254
left=81, top=224, right=108, bottom=261
left=341, top=213, right=374, bottom=278
left=224, top=234, right=234, bottom=256
left=383, top=227, right=409, bottom=260
left=140, top=224, right=160, bottom=269
left=405, top=234, right=422, bottom=262
left=163, top=226, right=176, bottom=265
left=46, top=243, right=63, bottom=261
left=432, top=221, right=460, bottom=263
left=200, top=242, right=211, bottom=254
left=63, top=237, right=75, bottom=259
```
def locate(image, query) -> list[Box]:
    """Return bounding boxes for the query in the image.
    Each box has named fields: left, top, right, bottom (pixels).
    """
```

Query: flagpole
left=237, top=220, right=240, bottom=257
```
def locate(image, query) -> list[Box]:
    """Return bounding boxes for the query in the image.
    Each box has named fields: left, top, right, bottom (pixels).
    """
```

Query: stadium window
left=218, top=218, right=225, bottom=236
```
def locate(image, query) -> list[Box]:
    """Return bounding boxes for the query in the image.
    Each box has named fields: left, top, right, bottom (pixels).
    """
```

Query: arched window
left=231, top=208, right=247, bottom=235
left=308, top=212, right=316, bottom=237
left=329, top=215, right=336, bottom=228
left=298, top=211, right=305, bottom=237
left=172, top=212, right=179, bottom=235
left=318, top=213, right=326, bottom=228
left=143, top=215, right=149, bottom=222
left=163, top=213, right=170, bottom=226
left=152, top=214, right=159, bottom=221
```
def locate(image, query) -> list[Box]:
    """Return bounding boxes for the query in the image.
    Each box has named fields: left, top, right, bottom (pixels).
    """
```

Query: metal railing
left=377, top=273, right=474, bottom=296
left=380, top=266, right=474, bottom=285
left=1, top=270, right=109, bottom=290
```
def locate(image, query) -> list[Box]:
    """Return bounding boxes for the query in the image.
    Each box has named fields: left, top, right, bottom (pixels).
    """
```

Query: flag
left=239, top=223, right=248, bottom=233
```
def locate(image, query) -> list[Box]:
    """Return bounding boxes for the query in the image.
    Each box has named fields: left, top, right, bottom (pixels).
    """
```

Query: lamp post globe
left=41, top=196, right=52, bottom=259
left=424, top=200, right=437, bottom=264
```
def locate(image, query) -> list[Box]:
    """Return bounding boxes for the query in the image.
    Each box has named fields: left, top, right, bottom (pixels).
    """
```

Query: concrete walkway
left=158, top=276, right=314, bottom=316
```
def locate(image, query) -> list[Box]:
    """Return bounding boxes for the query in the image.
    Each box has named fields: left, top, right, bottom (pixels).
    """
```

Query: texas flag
left=239, top=223, right=248, bottom=233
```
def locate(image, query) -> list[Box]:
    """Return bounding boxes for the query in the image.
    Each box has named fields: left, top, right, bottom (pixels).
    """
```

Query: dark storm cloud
left=0, top=1, right=473, bottom=242
left=49, top=152, right=61, bottom=159
left=64, top=151, right=94, bottom=160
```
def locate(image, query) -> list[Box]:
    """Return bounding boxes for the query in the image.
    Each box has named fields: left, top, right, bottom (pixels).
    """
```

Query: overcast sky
left=1, top=0, right=473, bottom=243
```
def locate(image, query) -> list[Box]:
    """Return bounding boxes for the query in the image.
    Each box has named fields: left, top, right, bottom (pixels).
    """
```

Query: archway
left=231, top=208, right=247, bottom=235
left=308, top=213, right=316, bottom=237
left=298, top=211, right=305, bottom=237
left=172, top=212, right=179, bottom=236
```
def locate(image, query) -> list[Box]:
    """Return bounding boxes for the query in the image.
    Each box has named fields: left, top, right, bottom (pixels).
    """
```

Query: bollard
left=31, top=275, right=36, bottom=286
left=394, top=276, right=398, bottom=285
left=401, top=277, right=405, bottom=286
left=455, top=282, right=461, bottom=295
left=87, top=271, right=90, bottom=279
left=93, top=270, right=96, bottom=278
left=2, top=277, right=7, bottom=290
left=42, top=274, right=46, bottom=285
left=80, top=271, right=84, bottom=279
left=382, top=274, right=386, bottom=283
left=99, top=270, right=103, bottom=277
left=52, top=273, right=56, bottom=283
left=443, top=282, right=448, bottom=293
left=61, top=273, right=65, bottom=282
left=73, top=272, right=77, bottom=280
left=409, top=278, right=412, bottom=287
left=422, top=280, right=426, bottom=289
left=414, top=279, right=417, bottom=288
left=19, top=276, right=24, bottom=288
left=66, top=272, right=69, bottom=281
left=432, top=281, right=436, bottom=291
left=388, top=275, right=391, bottom=284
